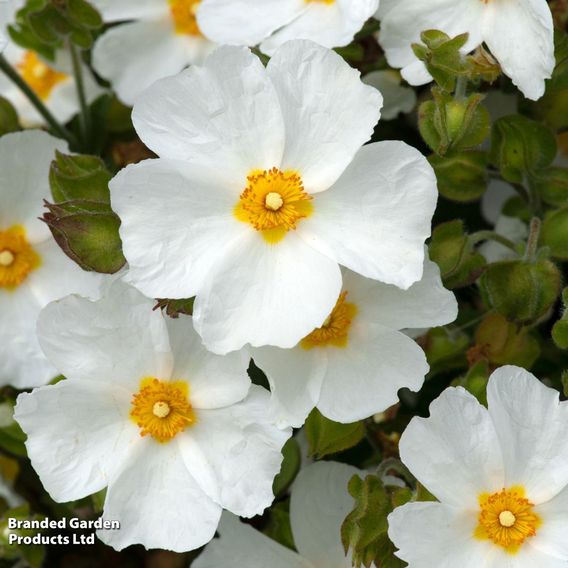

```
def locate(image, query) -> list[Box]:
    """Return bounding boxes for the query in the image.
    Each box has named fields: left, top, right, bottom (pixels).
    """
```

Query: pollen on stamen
left=0, top=227, right=41, bottom=289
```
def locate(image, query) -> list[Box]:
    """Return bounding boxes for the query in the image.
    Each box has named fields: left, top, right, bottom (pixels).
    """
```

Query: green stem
left=524, top=217, right=542, bottom=262
left=470, top=230, right=519, bottom=252
left=0, top=53, right=77, bottom=146
left=68, top=41, right=91, bottom=150
left=454, top=74, right=468, bottom=100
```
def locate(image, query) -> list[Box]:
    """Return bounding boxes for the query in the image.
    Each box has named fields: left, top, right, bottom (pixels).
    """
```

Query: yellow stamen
left=0, top=226, right=41, bottom=290
left=234, top=168, right=313, bottom=244
left=301, top=292, right=357, bottom=349
left=17, top=51, right=67, bottom=101
left=169, top=0, right=202, bottom=36
left=306, top=0, right=335, bottom=4
left=130, top=378, right=195, bottom=443
left=474, top=487, right=541, bottom=554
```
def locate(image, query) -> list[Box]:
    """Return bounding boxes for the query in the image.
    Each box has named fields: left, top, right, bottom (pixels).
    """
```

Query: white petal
left=37, top=280, right=172, bottom=388
left=197, top=0, right=304, bottom=46
left=290, top=461, right=361, bottom=566
left=178, top=385, right=291, bottom=517
left=98, top=438, right=221, bottom=552
left=0, top=286, right=56, bottom=388
left=388, top=502, right=495, bottom=568
left=93, top=20, right=206, bottom=106
left=27, top=238, right=102, bottom=306
left=300, top=141, right=437, bottom=289
left=399, top=387, right=504, bottom=508
left=193, top=231, right=342, bottom=354
left=481, top=178, right=517, bottom=225
left=0, top=131, right=67, bottom=243
left=132, top=46, right=285, bottom=187
left=14, top=380, right=137, bottom=502
left=379, top=0, right=483, bottom=78
left=479, top=216, right=528, bottom=264
left=0, top=1, right=10, bottom=53
left=267, top=40, right=382, bottom=193
left=362, top=70, right=417, bottom=120
left=88, top=0, right=168, bottom=22
left=481, top=0, right=554, bottom=100
left=317, top=323, right=428, bottom=422
left=342, top=255, right=457, bottom=331
left=166, top=317, right=251, bottom=410
left=193, top=512, right=310, bottom=568
left=110, top=158, right=247, bottom=299
left=251, top=345, right=327, bottom=428
left=260, top=0, right=379, bottom=55
left=532, top=485, right=568, bottom=561
left=487, top=366, right=568, bottom=503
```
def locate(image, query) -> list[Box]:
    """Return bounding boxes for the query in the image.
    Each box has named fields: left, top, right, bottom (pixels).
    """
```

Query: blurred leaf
left=532, top=167, right=568, bottom=207
left=541, top=206, right=568, bottom=260
left=273, top=438, right=301, bottom=497
left=0, top=96, right=20, bottom=135
left=263, top=502, right=295, bottom=551
left=154, top=298, right=195, bottom=318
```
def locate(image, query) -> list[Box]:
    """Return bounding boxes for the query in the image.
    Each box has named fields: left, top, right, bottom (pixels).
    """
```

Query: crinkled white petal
left=98, top=438, right=222, bottom=552
left=93, top=20, right=212, bottom=106
left=166, top=317, right=251, bottom=410
left=177, top=386, right=291, bottom=517
left=532, top=484, right=568, bottom=561
left=267, top=40, right=382, bottom=193
left=251, top=345, right=327, bottom=429
left=0, top=131, right=67, bottom=243
left=192, top=231, right=342, bottom=354
left=197, top=0, right=304, bottom=46
left=300, top=141, right=437, bottom=289
left=260, top=0, right=379, bottom=55
left=481, top=0, right=554, bottom=101
left=317, top=323, right=428, bottom=422
left=88, top=0, right=168, bottom=22
left=132, top=46, right=285, bottom=188
left=379, top=0, right=483, bottom=83
left=193, top=512, right=310, bottom=568
left=14, top=380, right=138, bottom=502
left=388, top=502, right=495, bottom=568
left=110, top=158, right=248, bottom=299
left=399, top=387, right=504, bottom=508
left=37, top=280, right=172, bottom=388
left=487, top=366, right=568, bottom=504
left=362, top=70, right=417, bottom=120
left=290, top=461, right=361, bottom=566
left=342, top=255, right=457, bottom=331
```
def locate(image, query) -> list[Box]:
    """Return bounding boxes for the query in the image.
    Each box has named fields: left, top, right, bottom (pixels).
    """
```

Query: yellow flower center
left=474, top=487, right=541, bottom=554
left=17, top=51, right=67, bottom=101
left=306, top=0, right=335, bottom=3
left=130, top=378, right=196, bottom=443
left=301, top=292, right=357, bottom=349
left=169, top=0, right=202, bottom=36
left=0, top=226, right=41, bottom=290
left=234, top=168, right=313, bottom=244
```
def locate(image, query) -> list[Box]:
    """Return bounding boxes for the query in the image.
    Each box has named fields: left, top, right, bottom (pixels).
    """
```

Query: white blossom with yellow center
left=376, top=0, right=555, bottom=101
left=14, top=280, right=291, bottom=552
left=388, top=366, right=568, bottom=567
left=0, top=131, right=102, bottom=389
left=195, top=462, right=366, bottom=568
left=252, top=255, right=457, bottom=427
left=197, top=0, right=379, bottom=56
left=111, top=41, right=438, bottom=355
left=91, top=0, right=216, bottom=105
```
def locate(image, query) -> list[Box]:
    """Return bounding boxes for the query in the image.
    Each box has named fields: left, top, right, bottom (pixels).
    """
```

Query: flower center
left=130, top=378, right=195, bottom=443
left=0, top=227, right=41, bottom=290
left=306, top=0, right=335, bottom=3
left=16, top=51, right=67, bottom=101
left=169, top=0, right=202, bottom=36
left=300, top=292, right=357, bottom=349
left=474, top=487, right=541, bottom=554
left=234, top=168, right=313, bottom=244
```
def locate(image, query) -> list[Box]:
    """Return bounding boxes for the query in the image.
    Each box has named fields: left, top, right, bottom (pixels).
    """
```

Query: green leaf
left=305, top=409, right=365, bottom=459
left=154, top=298, right=195, bottom=318
left=532, top=167, right=568, bottom=207
left=0, top=96, right=20, bottom=135
left=66, top=0, right=103, bottom=29
left=263, top=502, right=295, bottom=551
left=273, top=438, right=301, bottom=497
left=541, top=206, right=568, bottom=260
left=0, top=403, right=27, bottom=458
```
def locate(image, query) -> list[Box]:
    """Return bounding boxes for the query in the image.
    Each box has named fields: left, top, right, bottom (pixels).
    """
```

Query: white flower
left=479, top=216, right=527, bottom=264
left=14, top=280, right=291, bottom=552
left=194, top=461, right=363, bottom=568
left=111, top=41, right=438, bottom=355
left=91, top=0, right=215, bottom=106
left=253, top=255, right=457, bottom=428
left=0, top=0, right=10, bottom=54
left=0, top=131, right=101, bottom=389
left=362, top=70, right=417, bottom=120
left=197, top=0, right=379, bottom=56
left=388, top=365, right=568, bottom=567
left=378, top=0, right=555, bottom=101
